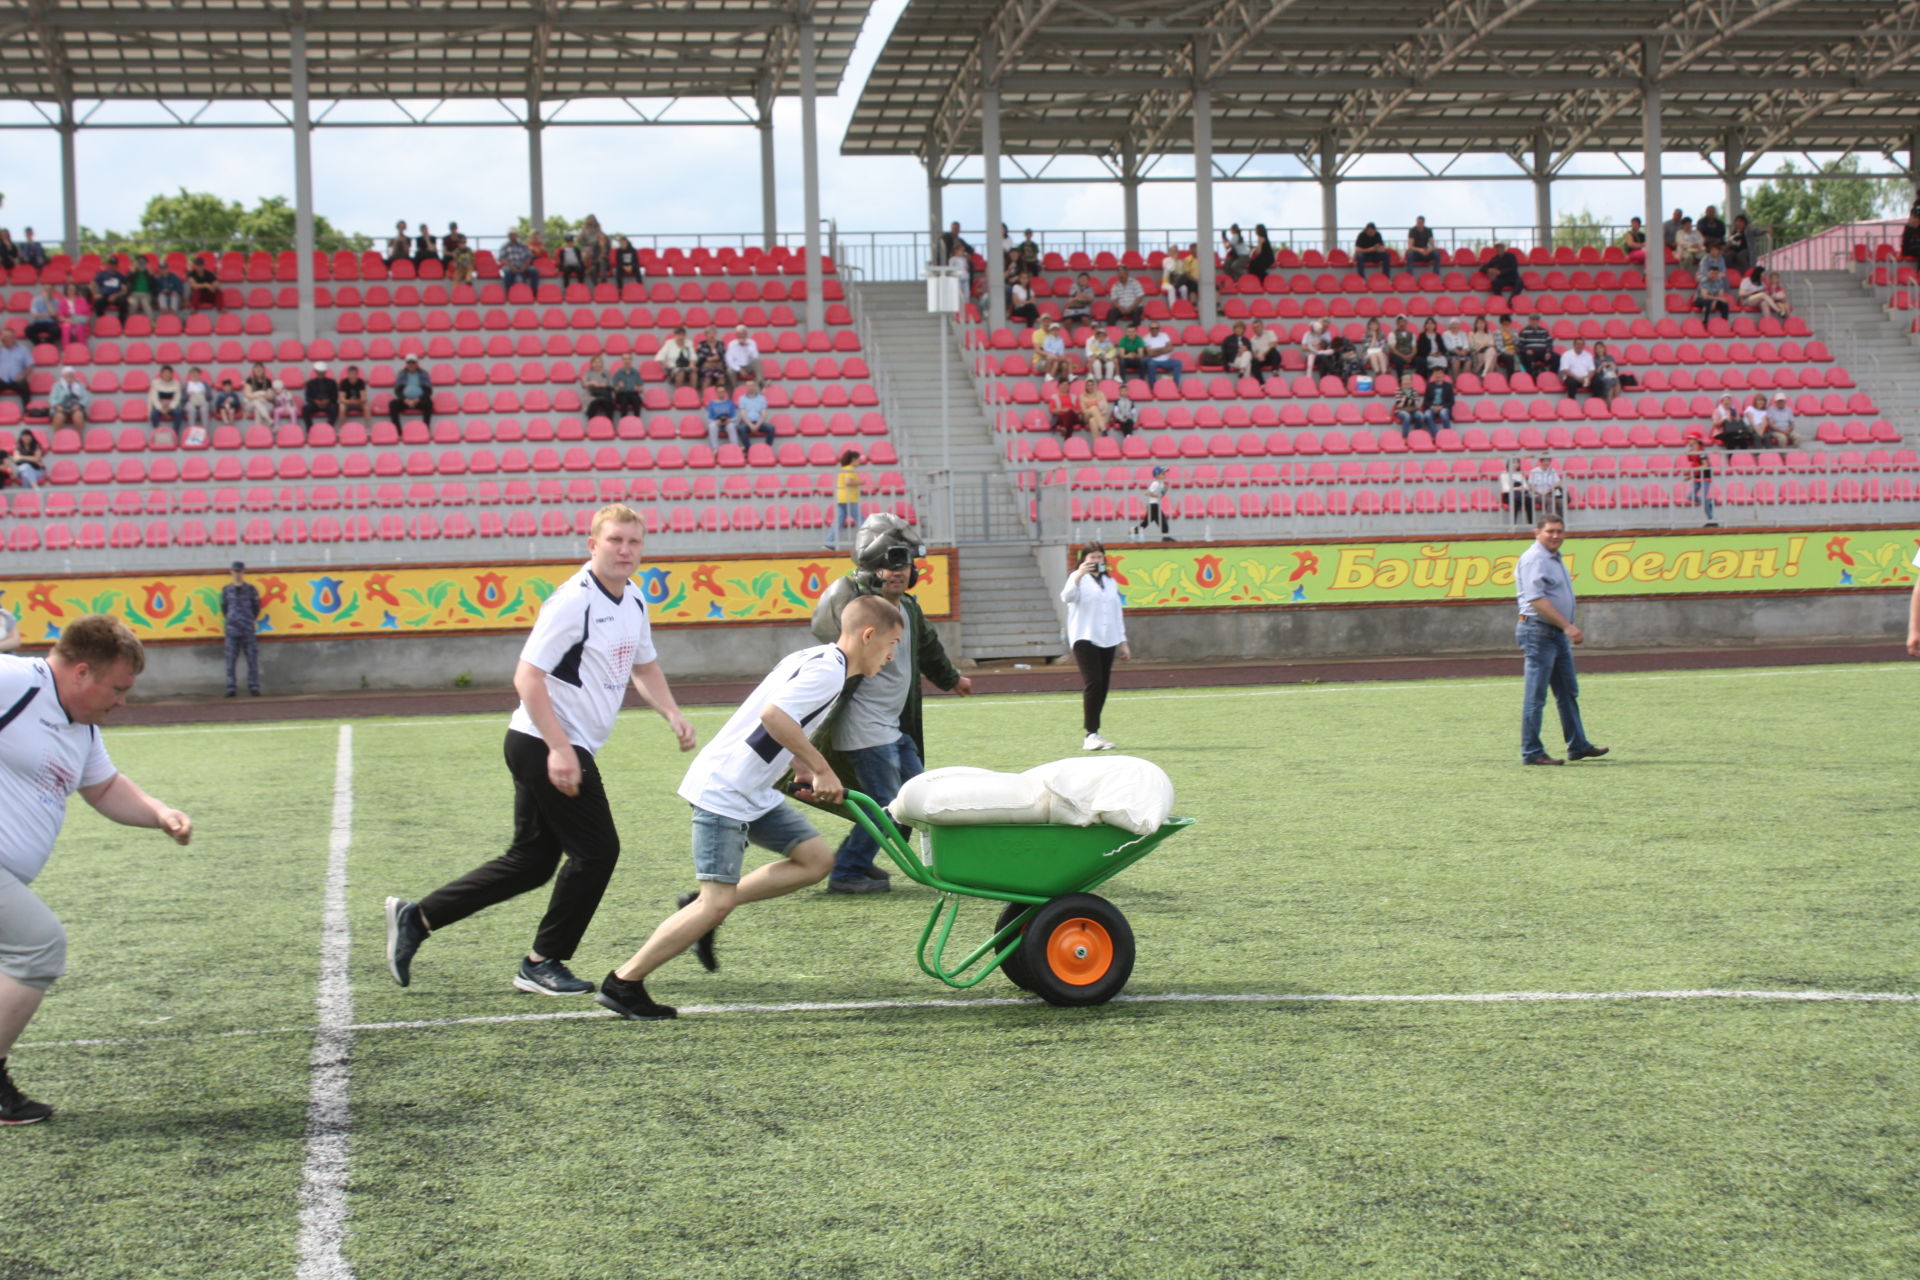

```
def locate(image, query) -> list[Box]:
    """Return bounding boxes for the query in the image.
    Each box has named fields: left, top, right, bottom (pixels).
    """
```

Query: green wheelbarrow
left=840, top=789, right=1193, bottom=1007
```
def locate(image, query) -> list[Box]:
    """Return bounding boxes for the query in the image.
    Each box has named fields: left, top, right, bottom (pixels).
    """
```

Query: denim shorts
left=690, top=803, right=821, bottom=884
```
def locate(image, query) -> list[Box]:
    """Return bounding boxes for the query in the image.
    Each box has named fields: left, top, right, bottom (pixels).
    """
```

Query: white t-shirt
left=1742, top=405, right=1769, bottom=433
left=0, top=656, right=116, bottom=884
left=678, top=644, right=849, bottom=821
left=506, top=565, right=657, bottom=756
left=1061, top=573, right=1127, bottom=648
left=1143, top=331, right=1171, bottom=356
left=1558, top=349, right=1596, bottom=379
left=1146, top=480, right=1167, bottom=504
left=725, top=338, right=759, bottom=371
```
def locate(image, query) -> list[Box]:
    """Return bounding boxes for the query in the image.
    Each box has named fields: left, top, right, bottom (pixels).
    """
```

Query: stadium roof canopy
left=0, top=0, right=872, bottom=112
left=845, top=0, right=1920, bottom=171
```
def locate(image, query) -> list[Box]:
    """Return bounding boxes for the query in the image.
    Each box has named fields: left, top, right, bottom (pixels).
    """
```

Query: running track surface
left=111, top=640, right=1906, bottom=727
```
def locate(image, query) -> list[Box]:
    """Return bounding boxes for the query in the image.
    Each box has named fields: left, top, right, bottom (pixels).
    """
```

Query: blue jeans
left=1145, top=356, right=1183, bottom=388
left=503, top=267, right=541, bottom=292
left=831, top=733, right=924, bottom=881
left=1517, top=619, right=1593, bottom=762
left=1394, top=409, right=1431, bottom=436
left=1690, top=478, right=1715, bottom=522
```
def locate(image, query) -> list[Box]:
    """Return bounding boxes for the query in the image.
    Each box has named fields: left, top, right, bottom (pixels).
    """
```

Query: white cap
left=313, top=361, right=328, bottom=372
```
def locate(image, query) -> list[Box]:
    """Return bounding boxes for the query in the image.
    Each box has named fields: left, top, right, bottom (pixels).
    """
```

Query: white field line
left=294, top=725, right=356, bottom=1280
left=23, top=987, right=1917, bottom=1053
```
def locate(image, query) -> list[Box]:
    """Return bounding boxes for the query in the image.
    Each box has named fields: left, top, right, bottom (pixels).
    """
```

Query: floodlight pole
left=1641, top=43, right=1665, bottom=319
left=758, top=113, right=778, bottom=251
left=1722, top=135, right=1744, bottom=224
left=925, top=160, right=944, bottom=266
left=527, top=99, right=546, bottom=236
left=57, top=100, right=78, bottom=255
left=799, top=14, right=824, bottom=332
left=1192, top=56, right=1217, bottom=324
left=981, top=34, right=1007, bottom=332
left=1318, top=133, right=1339, bottom=253
left=289, top=24, right=317, bottom=345
left=1122, top=142, right=1141, bottom=256
left=1533, top=132, right=1553, bottom=250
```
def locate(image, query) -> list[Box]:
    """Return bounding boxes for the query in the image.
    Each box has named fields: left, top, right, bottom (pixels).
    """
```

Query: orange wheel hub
left=1044, top=917, right=1114, bottom=985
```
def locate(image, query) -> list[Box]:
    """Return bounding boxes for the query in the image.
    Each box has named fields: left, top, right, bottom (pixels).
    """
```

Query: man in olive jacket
left=809, top=518, right=970, bottom=893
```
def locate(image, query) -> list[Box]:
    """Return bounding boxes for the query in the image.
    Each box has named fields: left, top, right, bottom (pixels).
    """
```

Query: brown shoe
left=1569, top=746, right=1610, bottom=761
left=1523, top=754, right=1564, bottom=766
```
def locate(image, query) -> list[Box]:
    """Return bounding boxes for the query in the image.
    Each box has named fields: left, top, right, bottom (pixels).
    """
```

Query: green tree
left=82, top=189, right=369, bottom=254
left=1553, top=207, right=1609, bottom=250
left=512, top=214, right=579, bottom=245
left=1742, top=156, right=1909, bottom=247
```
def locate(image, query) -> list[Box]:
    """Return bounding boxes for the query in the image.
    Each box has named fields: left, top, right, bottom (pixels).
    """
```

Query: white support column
left=1318, top=134, right=1338, bottom=253
left=926, top=159, right=944, bottom=266
left=1533, top=132, right=1553, bottom=250
left=289, top=24, right=317, bottom=345
left=58, top=101, right=78, bottom=255
left=1641, top=46, right=1665, bottom=317
left=981, top=34, right=1007, bottom=331
left=1722, top=135, right=1744, bottom=224
left=527, top=102, right=546, bottom=235
left=759, top=115, right=778, bottom=252
left=799, top=15, right=824, bottom=332
left=1121, top=142, right=1140, bottom=256
left=1192, top=69, right=1216, bottom=323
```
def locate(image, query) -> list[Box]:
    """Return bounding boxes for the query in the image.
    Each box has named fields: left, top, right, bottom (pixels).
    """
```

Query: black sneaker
left=0, top=1063, right=53, bottom=1126
left=677, top=891, right=719, bottom=972
left=594, top=971, right=677, bottom=1021
left=826, top=875, right=891, bottom=895
left=513, top=957, right=596, bottom=996
left=384, top=896, right=429, bottom=987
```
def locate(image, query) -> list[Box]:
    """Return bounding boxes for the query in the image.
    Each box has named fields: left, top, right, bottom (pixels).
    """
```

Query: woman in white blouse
left=1060, top=543, right=1130, bottom=752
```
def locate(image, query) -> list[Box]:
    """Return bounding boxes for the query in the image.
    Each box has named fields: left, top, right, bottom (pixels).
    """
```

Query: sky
left=0, top=0, right=1873, bottom=261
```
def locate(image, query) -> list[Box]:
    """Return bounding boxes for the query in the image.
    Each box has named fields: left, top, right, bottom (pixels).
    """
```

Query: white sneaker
left=1083, top=733, right=1115, bottom=751
left=1097, top=734, right=1118, bottom=750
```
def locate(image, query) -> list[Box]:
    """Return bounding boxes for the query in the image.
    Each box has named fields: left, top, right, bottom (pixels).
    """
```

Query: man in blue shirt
left=499, top=230, right=540, bottom=293
left=1514, top=516, right=1607, bottom=766
left=91, top=262, right=130, bottom=323
left=18, top=228, right=47, bottom=268
left=704, top=395, right=738, bottom=451
left=0, top=331, right=31, bottom=412
left=390, top=356, right=433, bottom=428
left=220, top=560, right=263, bottom=697
left=733, top=381, right=772, bottom=450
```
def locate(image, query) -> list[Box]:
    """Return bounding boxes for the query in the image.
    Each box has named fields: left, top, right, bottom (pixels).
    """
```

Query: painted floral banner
left=0, top=553, right=955, bottom=644
left=1096, top=528, right=1919, bottom=611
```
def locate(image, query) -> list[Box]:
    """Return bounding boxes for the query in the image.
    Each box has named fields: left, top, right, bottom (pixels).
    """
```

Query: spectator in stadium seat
left=148, top=365, right=186, bottom=435
left=580, top=355, right=615, bottom=420
left=1709, top=394, right=1749, bottom=448
left=0, top=229, right=15, bottom=272
left=704, top=393, right=739, bottom=451
left=1486, top=243, right=1524, bottom=299
left=1248, top=224, right=1275, bottom=282
left=610, top=354, right=642, bottom=418
left=58, top=284, right=92, bottom=347
left=1674, top=218, right=1705, bottom=271
left=46, top=371, right=87, bottom=433
left=1028, top=317, right=1049, bottom=363
left=0, top=331, right=30, bottom=412
left=1422, top=367, right=1457, bottom=432
left=1517, top=314, right=1555, bottom=376
left=413, top=224, right=438, bottom=265
left=244, top=362, right=275, bottom=426
left=1108, top=392, right=1138, bottom=436
left=1108, top=267, right=1146, bottom=326
left=1662, top=207, right=1685, bottom=248
left=1085, top=326, right=1117, bottom=381
left=90, top=258, right=130, bottom=323
left=1142, top=320, right=1182, bottom=389
left=182, top=367, right=211, bottom=432
left=525, top=226, right=548, bottom=261
left=19, top=227, right=47, bottom=268
left=657, top=326, right=694, bottom=388
left=1062, top=272, right=1096, bottom=323
left=441, top=221, right=467, bottom=266
left=1696, top=206, right=1726, bottom=248
left=1220, top=320, right=1254, bottom=378
left=1746, top=267, right=1792, bottom=319
left=1590, top=341, right=1623, bottom=400
left=1353, top=223, right=1391, bottom=279
left=1467, top=316, right=1498, bottom=375
left=446, top=239, right=475, bottom=286
left=1117, top=323, right=1147, bottom=381
left=1039, top=321, right=1072, bottom=380
left=938, top=221, right=972, bottom=263
left=1360, top=318, right=1390, bottom=378
left=1741, top=393, right=1771, bottom=446
left=1014, top=229, right=1042, bottom=278
left=1557, top=337, right=1597, bottom=400
left=1386, top=316, right=1418, bottom=376
left=1693, top=265, right=1730, bottom=320
left=269, top=379, right=299, bottom=430
left=612, top=236, right=642, bottom=289
left=1724, top=215, right=1755, bottom=273
left=1391, top=381, right=1429, bottom=436
left=212, top=375, right=243, bottom=425
left=1247, top=319, right=1282, bottom=376
left=1301, top=318, right=1337, bottom=379
left=734, top=379, right=773, bottom=449
left=577, top=216, right=609, bottom=285
left=1763, top=392, right=1799, bottom=448
left=1406, top=216, right=1440, bottom=272
left=1046, top=374, right=1082, bottom=438
left=1526, top=455, right=1562, bottom=520
left=1698, top=239, right=1726, bottom=281
left=1499, top=456, right=1530, bottom=523
left=388, top=357, right=432, bottom=430
left=1008, top=273, right=1041, bottom=326
left=187, top=258, right=220, bottom=310
left=125, top=258, right=156, bottom=317
left=1901, top=185, right=1920, bottom=263
left=24, top=284, right=60, bottom=347
left=555, top=234, right=586, bottom=287
left=695, top=326, right=728, bottom=389
left=1163, top=243, right=1200, bottom=303
left=1684, top=430, right=1717, bottom=527
left=1441, top=318, right=1473, bottom=374
left=499, top=230, right=540, bottom=293
left=386, top=221, right=410, bottom=266
left=338, top=366, right=368, bottom=421
left=1414, top=317, right=1449, bottom=378
left=11, top=426, right=47, bottom=486
left=1617, top=216, right=1648, bottom=264
left=154, top=263, right=184, bottom=313
left=1493, top=314, right=1521, bottom=373
left=1221, top=224, right=1250, bottom=278
left=1079, top=379, right=1112, bottom=438
left=724, top=324, right=762, bottom=387
left=302, top=362, right=340, bottom=434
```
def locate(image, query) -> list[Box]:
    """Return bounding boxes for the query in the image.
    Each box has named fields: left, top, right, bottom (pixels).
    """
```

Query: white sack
left=1020, top=756, right=1175, bottom=836
left=888, top=766, right=1054, bottom=826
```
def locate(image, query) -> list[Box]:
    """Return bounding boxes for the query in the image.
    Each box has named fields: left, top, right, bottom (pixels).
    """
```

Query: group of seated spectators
left=19, top=261, right=225, bottom=353
left=0, top=227, right=52, bottom=271
left=0, top=426, right=47, bottom=488
left=384, top=218, right=649, bottom=293
left=653, top=324, right=765, bottom=390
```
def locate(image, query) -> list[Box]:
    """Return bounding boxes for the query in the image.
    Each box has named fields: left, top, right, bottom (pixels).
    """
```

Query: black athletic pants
left=1134, top=501, right=1168, bottom=535
left=1072, top=640, right=1118, bottom=734
left=419, top=729, right=621, bottom=961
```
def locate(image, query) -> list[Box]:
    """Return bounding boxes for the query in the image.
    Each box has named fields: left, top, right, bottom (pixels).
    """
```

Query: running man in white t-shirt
left=595, top=594, right=903, bottom=1019
left=383, top=505, right=696, bottom=997
left=0, top=616, right=194, bottom=1125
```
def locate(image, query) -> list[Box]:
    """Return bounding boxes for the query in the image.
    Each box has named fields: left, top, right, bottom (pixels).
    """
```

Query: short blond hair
left=53, top=614, right=146, bottom=675
left=589, top=504, right=644, bottom=539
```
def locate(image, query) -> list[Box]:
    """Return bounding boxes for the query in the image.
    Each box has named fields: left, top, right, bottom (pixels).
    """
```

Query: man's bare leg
left=0, top=973, right=46, bottom=1060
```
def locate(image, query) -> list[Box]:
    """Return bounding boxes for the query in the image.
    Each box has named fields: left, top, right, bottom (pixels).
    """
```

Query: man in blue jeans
left=809, top=517, right=971, bottom=892
left=1514, top=516, right=1608, bottom=766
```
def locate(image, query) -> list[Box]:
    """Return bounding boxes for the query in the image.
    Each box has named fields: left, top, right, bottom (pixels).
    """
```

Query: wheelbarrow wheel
left=994, top=902, right=1037, bottom=992
left=1023, top=893, right=1134, bottom=1007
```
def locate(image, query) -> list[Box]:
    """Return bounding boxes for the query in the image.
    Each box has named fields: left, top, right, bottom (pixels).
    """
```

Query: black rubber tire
left=995, top=901, right=1037, bottom=992
left=1022, top=893, right=1135, bottom=1007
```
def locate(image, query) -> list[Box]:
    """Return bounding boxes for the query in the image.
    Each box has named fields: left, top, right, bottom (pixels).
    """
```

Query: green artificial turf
left=6, top=664, right=1917, bottom=1279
